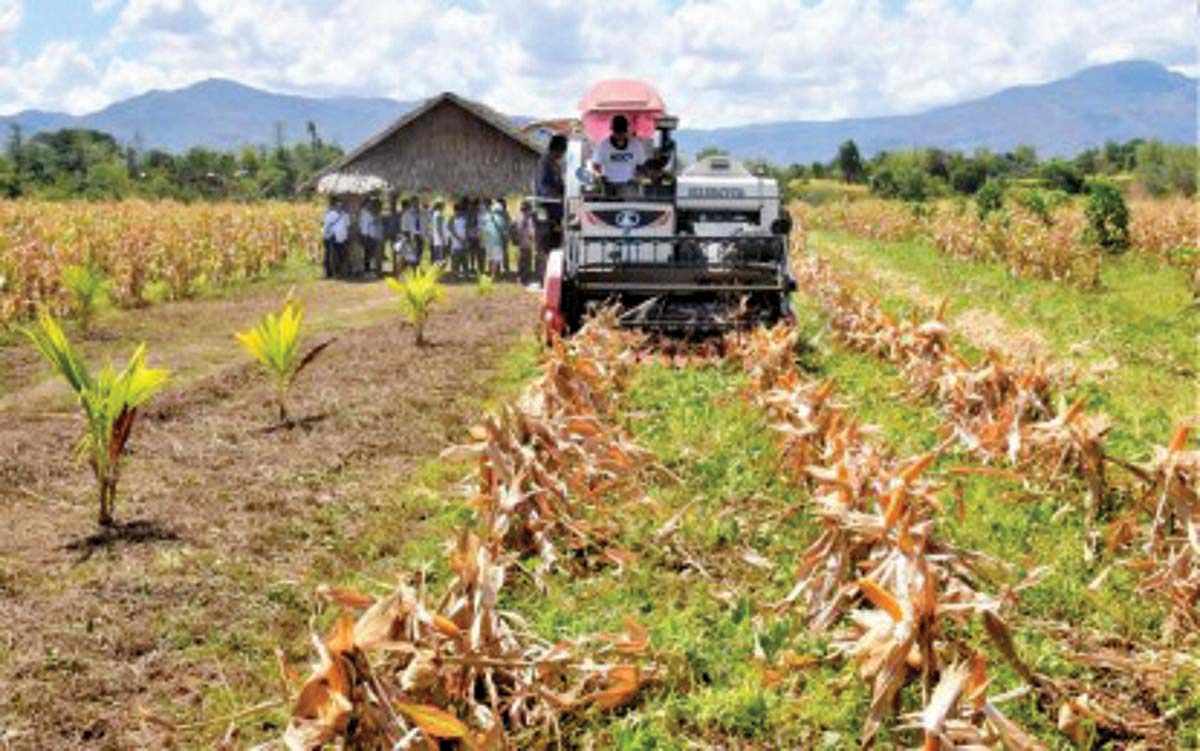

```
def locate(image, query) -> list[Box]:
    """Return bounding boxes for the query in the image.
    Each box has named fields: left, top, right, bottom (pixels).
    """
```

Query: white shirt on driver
left=592, top=137, right=649, bottom=184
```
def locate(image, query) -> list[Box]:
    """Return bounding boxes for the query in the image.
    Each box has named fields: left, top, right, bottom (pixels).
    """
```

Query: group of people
left=321, top=195, right=540, bottom=284
left=320, top=113, right=649, bottom=288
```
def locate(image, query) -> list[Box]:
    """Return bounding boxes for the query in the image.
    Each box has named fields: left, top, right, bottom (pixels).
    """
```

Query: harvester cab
left=538, top=79, right=795, bottom=337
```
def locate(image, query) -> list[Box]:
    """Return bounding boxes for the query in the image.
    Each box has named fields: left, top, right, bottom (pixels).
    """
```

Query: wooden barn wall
left=345, top=102, right=539, bottom=196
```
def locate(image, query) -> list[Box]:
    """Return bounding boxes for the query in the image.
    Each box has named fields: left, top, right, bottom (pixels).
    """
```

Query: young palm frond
left=235, top=296, right=332, bottom=423
left=61, top=263, right=108, bottom=334
left=23, top=311, right=169, bottom=527
left=386, top=263, right=447, bottom=345
left=477, top=273, right=495, bottom=296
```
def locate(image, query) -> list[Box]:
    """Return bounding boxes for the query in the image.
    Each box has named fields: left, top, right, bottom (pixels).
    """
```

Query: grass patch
left=788, top=294, right=1200, bottom=743
left=490, top=363, right=873, bottom=747
left=807, top=230, right=1199, bottom=456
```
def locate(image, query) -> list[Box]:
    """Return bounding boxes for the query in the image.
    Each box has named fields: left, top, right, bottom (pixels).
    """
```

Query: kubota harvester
left=536, top=80, right=795, bottom=337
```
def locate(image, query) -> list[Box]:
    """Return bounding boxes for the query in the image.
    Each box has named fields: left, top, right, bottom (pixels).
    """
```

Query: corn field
left=282, top=315, right=660, bottom=748
left=281, top=302, right=1197, bottom=748
left=796, top=197, right=1198, bottom=286
left=0, top=200, right=320, bottom=325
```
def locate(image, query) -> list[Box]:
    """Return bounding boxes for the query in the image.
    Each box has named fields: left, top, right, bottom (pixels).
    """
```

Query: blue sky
left=11, top=0, right=110, bottom=58
left=0, top=0, right=1194, bottom=126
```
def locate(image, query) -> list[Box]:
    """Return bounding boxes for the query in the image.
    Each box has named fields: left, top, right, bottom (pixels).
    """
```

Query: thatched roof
left=305, top=92, right=544, bottom=196
left=315, top=172, right=390, bottom=196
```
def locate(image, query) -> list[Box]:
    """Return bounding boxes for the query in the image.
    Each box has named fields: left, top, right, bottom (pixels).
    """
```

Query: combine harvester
left=538, top=80, right=796, bottom=336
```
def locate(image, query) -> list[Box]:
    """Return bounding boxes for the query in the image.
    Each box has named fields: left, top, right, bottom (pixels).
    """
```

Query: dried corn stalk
left=282, top=317, right=657, bottom=749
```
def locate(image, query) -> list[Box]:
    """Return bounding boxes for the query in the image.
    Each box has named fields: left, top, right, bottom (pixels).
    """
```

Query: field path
left=0, top=276, right=538, bottom=749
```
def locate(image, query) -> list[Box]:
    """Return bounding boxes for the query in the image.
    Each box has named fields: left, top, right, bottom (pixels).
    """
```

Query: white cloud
left=0, top=40, right=104, bottom=114
left=0, top=0, right=1195, bottom=126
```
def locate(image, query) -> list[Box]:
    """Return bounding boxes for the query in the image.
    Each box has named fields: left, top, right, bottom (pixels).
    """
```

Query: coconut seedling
left=236, top=296, right=333, bottom=424
left=476, top=272, right=495, bottom=296
left=386, top=263, right=446, bottom=345
left=61, top=262, right=108, bottom=335
left=23, top=311, right=169, bottom=527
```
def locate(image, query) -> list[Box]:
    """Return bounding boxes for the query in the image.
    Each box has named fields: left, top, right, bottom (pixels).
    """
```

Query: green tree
left=0, top=154, right=19, bottom=198
left=1011, top=144, right=1039, bottom=175
left=1038, top=159, right=1085, bottom=194
left=835, top=139, right=865, bottom=183
left=1084, top=180, right=1131, bottom=254
left=975, top=179, right=1005, bottom=219
left=1134, top=140, right=1198, bottom=196
left=950, top=160, right=987, bottom=194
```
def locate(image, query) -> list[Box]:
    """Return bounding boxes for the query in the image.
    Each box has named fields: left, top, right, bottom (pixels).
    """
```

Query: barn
left=309, top=91, right=544, bottom=197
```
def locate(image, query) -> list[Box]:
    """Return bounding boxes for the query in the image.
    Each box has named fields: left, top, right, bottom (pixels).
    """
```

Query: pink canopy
left=578, top=80, right=665, bottom=142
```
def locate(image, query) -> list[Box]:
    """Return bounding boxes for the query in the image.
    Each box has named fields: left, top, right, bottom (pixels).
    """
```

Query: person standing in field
left=322, top=198, right=350, bottom=278
left=358, top=198, right=382, bottom=277
left=420, top=199, right=435, bottom=264
left=481, top=200, right=507, bottom=278
left=497, top=198, right=513, bottom=276
left=465, top=198, right=483, bottom=276
left=448, top=201, right=468, bottom=278
left=533, top=134, right=567, bottom=282
left=430, top=201, right=448, bottom=264
left=399, top=197, right=420, bottom=269
left=382, top=195, right=401, bottom=273
left=516, top=199, right=536, bottom=286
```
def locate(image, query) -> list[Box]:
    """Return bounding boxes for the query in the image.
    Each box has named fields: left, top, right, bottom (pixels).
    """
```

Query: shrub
left=1038, top=160, right=1085, bottom=194
left=949, top=161, right=987, bottom=194
left=1084, top=180, right=1131, bottom=254
left=386, top=263, right=446, bottom=345
left=23, top=311, right=169, bottom=527
left=61, top=263, right=108, bottom=334
left=975, top=179, right=1005, bottom=220
left=235, top=296, right=332, bottom=423
left=1013, top=189, right=1053, bottom=225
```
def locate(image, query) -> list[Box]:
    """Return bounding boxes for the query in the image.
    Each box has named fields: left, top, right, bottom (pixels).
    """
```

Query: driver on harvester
left=589, top=115, right=649, bottom=191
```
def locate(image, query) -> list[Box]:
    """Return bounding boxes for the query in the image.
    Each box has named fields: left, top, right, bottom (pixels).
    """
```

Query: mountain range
left=0, top=60, right=1194, bottom=162
left=675, top=60, right=1197, bottom=163
left=1, top=82, right=416, bottom=154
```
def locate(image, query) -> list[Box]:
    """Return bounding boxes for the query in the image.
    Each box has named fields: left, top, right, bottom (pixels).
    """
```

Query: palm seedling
left=23, top=311, right=169, bottom=527
left=476, top=272, right=495, bottom=296
left=61, top=263, right=108, bottom=335
left=386, top=262, right=446, bottom=345
left=235, top=296, right=333, bottom=424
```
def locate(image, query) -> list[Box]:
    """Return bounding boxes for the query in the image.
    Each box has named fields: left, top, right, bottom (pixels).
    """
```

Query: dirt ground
left=0, top=277, right=538, bottom=749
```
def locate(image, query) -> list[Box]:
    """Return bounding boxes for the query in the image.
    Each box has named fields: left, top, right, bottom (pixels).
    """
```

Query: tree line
left=0, top=122, right=344, bottom=201
left=694, top=139, right=1197, bottom=203
left=815, top=138, right=1195, bottom=200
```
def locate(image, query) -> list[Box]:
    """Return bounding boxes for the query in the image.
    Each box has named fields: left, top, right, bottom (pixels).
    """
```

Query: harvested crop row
left=790, top=251, right=1198, bottom=643
left=276, top=317, right=659, bottom=750
left=0, top=200, right=319, bottom=323
left=724, top=326, right=1191, bottom=748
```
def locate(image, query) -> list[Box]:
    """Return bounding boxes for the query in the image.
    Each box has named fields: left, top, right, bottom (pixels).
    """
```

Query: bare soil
left=0, top=278, right=537, bottom=749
